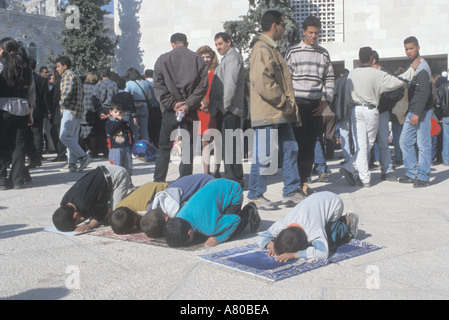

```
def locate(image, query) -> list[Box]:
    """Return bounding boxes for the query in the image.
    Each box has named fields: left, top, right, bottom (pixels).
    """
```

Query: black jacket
left=32, top=73, right=49, bottom=120
left=436, top=81, right=449, bottom=119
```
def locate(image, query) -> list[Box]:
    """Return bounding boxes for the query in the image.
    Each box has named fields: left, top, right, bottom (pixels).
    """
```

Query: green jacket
left=249, top=34, right=301, bottom=128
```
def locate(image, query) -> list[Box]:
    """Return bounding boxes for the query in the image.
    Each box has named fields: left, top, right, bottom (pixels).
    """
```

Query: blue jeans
left=392, top=122, right=403, bottom=162
left=443, top=117, right=449, bottom=164
left=400, top=110, right=432, bottom=181
left=60, top=110, right=87, bottom=165
left=248, top=123, right=300, bottom=199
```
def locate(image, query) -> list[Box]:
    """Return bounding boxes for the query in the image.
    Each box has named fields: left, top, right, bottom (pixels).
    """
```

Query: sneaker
left=346, top=213, right=359, bottom=238
left=77, top=155, right=92, bottom=172
left=413, top=179, right=430, bottom=188
left=252, top=196, right=279, bottom=211
left=340, top=167, right=356, bottom=186
left=317, top=171, right=328, bottom=182
left=283, top=192, right=306, bottom=208
left=381, top=172, right=397, bottom=182
left=398, top=175, right=415, bottom=184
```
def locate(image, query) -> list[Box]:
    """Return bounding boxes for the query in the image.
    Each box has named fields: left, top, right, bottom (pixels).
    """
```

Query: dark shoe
left=356, top=177, right=371, bottom=188
left=77, top=155, right=92, bottom=172
left=317, top=171, right=328, bottom=182
left=213, top=171, right=222, bottom=179
left=300, top=182, right=314, bottom=196
left=27, top=161, right=42, bottom=169
left=381, top=172, right=397, bottom=182
left=398, top=175, right=415, bottom=184
left=283, top=191, right=306, bottom=208
left=346, top=213, right=359, bottom=238
left=413, top=179, right=430, bottom=188
left=252, top=196, right=279, bottom=211
left=340, top=167, right=356, bottom=186
left=246, top=202, right=261, bottom=233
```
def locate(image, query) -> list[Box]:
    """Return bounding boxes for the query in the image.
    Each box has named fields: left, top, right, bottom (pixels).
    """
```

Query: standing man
left=436, top=75, right=449, bottom=166
left=285, top=15, right=335, bottom=196
left=247, top=10, right=304, bottom=210
left=209, top=32, right=246, bottom=188
left=372, top=51, right=405, bottom=182
left=340, top=47, right=419, bottom=187
left=153, top=33, right=209, bottom=182
left=333, top=69, right=352, bottom=165
left=27, top=59, right=49, bottom=167
left=56, top=56, right=91, bottom=173
left=399, top=37, right=434, bottom=188
left=94, top=69, right=117, bottom=113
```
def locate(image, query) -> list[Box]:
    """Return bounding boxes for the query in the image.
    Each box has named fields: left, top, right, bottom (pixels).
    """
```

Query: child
left=109, top=182, right=169, bottom=234
left=163, top=179, right=261, bottom=248
left=257, top=191, right=359, bottom=262
left=105, top=102, right=134, bottom=185
left=52, top=164, right=130, bottom=233
left=140, top=173, right=214, bottom=238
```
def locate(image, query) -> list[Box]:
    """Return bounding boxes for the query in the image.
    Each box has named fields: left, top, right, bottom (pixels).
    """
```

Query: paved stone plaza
left=1, top=150, right=449, bottom=301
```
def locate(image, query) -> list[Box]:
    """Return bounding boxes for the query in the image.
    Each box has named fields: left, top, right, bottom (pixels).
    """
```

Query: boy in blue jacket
left=164, top=179, right=261, bottom=247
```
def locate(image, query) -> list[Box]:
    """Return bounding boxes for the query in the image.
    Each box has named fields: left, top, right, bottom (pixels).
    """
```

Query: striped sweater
left=285, top=41, right=335, bottom=103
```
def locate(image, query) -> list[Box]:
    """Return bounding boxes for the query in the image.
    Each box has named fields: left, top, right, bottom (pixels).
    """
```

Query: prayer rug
left=88, top=227, right=205, bottom=251
left=198, top=239, right=383, bottom=281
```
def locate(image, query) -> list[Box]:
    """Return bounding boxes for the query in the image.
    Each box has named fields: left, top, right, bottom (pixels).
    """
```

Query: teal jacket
left=176, top=179, right=243, bottom=243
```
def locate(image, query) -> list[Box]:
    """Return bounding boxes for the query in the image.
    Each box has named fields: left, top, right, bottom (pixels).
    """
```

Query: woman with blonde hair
left=196, top=45, right=220, bottom=177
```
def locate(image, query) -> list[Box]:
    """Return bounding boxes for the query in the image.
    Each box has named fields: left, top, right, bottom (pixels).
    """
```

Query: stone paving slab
left=1, top=151, right=449, bottom=301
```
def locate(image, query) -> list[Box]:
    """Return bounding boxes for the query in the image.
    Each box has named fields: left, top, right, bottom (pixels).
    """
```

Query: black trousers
left=0, top=111, right=29, bottom=187
left=214, top=111, right=244, bottom=186
left=293, top=98, right=321, bottom=184
left=153, top=110, right=194, bottom=182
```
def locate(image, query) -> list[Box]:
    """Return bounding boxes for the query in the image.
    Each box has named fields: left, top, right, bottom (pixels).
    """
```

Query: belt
left=100, top=165, right=113, bottom=190
left=354, top=102, right=377, bottom=109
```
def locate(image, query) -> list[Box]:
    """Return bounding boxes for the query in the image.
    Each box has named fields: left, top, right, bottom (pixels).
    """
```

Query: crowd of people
left=2, top=10, right=449, bottom=259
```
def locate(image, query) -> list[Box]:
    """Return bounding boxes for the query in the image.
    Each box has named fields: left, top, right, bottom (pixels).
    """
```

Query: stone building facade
left=113, top=0, right=449, bottom=76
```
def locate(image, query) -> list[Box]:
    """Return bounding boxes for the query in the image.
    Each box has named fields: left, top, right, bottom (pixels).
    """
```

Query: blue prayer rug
left=198, top=239, right=383, bottom=281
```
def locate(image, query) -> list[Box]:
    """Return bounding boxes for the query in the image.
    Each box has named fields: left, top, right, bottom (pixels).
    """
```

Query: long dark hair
left=0, top=37, right=33, bottom=90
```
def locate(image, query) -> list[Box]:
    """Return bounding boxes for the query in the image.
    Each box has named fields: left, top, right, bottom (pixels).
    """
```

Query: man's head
left=359, top=47, right=374, bottom=65
left=39, top=66, right=49, bottom=78
left=404, top=36, right=420, bottom=61
left=170, top=33, right=188, bottom=48
left=273, top=226, right=310, bottom=255
left=55, top=56, right=71, bottom=75
left=214, top=32, right=232, bottom=56
left=302, top=15, right=321, bottom=47
left=52, top=204, right=83, bottom=232
left=261, top=10, right=286, bottom=41
left=371, top=50, right=380, bottom=69
left=109, top=207, right=140, bottom=235
left=164, top=217, right=194, bottom=248
left=140, top=207, right=168, bottom=238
